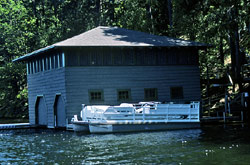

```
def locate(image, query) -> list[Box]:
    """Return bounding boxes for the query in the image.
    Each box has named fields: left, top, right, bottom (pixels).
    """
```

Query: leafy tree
left=0, top=0, right=249, bottom=119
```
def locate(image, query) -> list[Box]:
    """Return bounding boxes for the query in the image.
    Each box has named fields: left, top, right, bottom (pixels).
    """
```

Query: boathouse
left=13, top=26, right=208, bottom=128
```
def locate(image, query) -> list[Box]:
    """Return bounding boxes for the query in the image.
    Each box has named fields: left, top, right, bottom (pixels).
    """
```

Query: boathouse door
left=35, top=97, right=47, bottom=126
left=54, top=95, right=66, bottom=127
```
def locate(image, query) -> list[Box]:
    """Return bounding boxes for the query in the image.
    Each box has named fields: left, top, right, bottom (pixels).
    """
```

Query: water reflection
left=0, top=125, right=250, bottom=164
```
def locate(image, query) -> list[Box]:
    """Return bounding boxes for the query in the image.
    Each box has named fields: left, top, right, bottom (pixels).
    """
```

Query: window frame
left=117, top=89, right=131, bottom=101
left=88, top=89, right=104, bottom=103
left=144, top=88, right=158, bottom=101
left=170, top=86, right=184, bottom=99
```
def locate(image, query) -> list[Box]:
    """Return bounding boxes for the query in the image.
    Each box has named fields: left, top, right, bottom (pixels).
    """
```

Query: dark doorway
left=54, top=95, right=66, bottom=127
left=35, top=97, right=47, bottom=126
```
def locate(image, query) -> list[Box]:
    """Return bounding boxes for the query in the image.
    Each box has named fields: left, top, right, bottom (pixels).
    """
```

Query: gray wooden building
left=14, top=26, right=208, bottom=128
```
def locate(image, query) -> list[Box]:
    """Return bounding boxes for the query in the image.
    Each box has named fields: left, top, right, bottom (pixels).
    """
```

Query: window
left=113, top=49, right=123, bottom=65
left=55, top=54, right=59, bottom=68
left=34, top=61, right=37, bottom=73
left=117, top=89, right=131, bottom=101
left=39, top=59, right=43, bottom=72
left=89, top=90, right=104, bottom=102
left=79, top=54, right=89, bottom=66
left=123, top=49, right=134, bottom=65
left=30, top=62, right=34, bottom=74
left=51, top=55, right=55, bottom=69
left=66, top=53, right=79, bottom=66
left=144, top=88, right=158, bottom=101
left=170, top=87, right=184, bottom=99
left=144, top=48, right=156, bottom=65
left=157, top=48, right=167, bottom=65
left=59, top=53, right=63, bottom=67
left=44, top=58, right=47, bottom=70
left=47, top=56, right=51, bottom=70
left=103, top=53, right=112, bottom=65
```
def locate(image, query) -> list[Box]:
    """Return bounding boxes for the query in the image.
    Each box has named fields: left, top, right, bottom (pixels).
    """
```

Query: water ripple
left=0, top=126, right=250, bottom=164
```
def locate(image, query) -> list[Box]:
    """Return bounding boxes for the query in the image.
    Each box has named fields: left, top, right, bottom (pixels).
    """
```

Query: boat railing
left=81, top=102, right=200, bottom=123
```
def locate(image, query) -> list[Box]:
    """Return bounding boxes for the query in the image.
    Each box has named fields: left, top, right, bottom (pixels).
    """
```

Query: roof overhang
left=13, top=26, right=212, bottom=63
left=12, top=45, right=55, bottom=62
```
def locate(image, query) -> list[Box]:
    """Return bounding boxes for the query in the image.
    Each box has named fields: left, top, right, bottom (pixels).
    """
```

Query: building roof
left=13, top=26, right=210, bottom=62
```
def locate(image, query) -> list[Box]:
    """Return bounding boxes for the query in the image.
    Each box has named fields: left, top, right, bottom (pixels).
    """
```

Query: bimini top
left=13, top=26, right=210, bottom=62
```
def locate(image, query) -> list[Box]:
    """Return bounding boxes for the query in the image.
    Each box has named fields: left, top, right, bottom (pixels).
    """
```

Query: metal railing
left=80, top=102, right=200, bottom=123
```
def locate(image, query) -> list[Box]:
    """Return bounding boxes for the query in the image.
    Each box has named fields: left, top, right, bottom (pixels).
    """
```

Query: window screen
left=144, top=88, right=158, bottom=101
left=89, top=90, right=104, bottom=102
left=170, top=87, right=184, bottom=99
left=117, top=89, right=131, bottom=101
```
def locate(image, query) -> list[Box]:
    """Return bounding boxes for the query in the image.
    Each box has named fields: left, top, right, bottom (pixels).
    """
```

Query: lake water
left=0, top=124, right=250, bottom=164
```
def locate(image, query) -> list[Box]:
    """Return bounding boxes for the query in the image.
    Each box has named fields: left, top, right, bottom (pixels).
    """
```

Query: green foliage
left=0, top=63, right=28, bottom=118
left=0, top=0, right=249, bottom=118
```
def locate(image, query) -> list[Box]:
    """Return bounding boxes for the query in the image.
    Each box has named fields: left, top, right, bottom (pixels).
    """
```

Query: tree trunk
left=167, top=0, right=173, bottom=28
left=146, top=1, right=155, bottom=34
left=219, top=36, right=224, bottom=65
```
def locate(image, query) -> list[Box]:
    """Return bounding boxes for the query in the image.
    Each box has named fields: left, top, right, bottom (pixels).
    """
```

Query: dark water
left=0, top=124, right=250, bottom=164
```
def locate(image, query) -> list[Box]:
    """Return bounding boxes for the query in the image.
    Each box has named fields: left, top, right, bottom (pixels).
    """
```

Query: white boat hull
left=72, top=101, right=200, bottom=133
left=89, top=122, right=200, bottom=133
left=72, top=121, right=89, bottom=132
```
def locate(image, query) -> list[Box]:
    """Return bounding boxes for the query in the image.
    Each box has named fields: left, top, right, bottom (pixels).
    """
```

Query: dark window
left=178, top=51, right=188, bottom=65
left=144, top=88, right=158, bottom=101
left=123, top=49, right=134, bottom=65
left=34, top=61, right=37, bottom=73
left=90, top=53, right=102, bottom=65
left=59, top=53, right=63, bottom=67
left=79, top=54, right=89, bottom=66
left=117, top=89, right=131, bottom=101
left=55, top=54, right=59, bottom=68
left=103, top=49, right=113, bottom=65
left=51, top=55, right=55, bottom=69
left=40, top=59, right=43, bottom=71
left=187, top=52, right=198, bottom=65
left=113, top=48, right=123, bottom=65
left=66, top=54, right=79, bottom=66
left=157, top=48, right=167, bottom=65
left=103, top=53, right=112, bottom=65
left=30, top=62, right=33, bottom=74
left=28, top=62, right=32, bottom=74
left=89, top=90, right=104, bottom=102
left=37, top=60, right=41, bottom=72
left=135, top=48, right=144, bottom=65
left=167, top=49, right=178, bottom=64
left=47, top=57, right=51, bottom=70
left=144, top=48, right=156, bottom=65
left=44, top=58, right=47, bottom=70
left=170, top=87, right=184, bottom=99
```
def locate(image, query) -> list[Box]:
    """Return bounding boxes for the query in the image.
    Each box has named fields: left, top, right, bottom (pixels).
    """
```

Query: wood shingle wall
left=65, top=65, right=201, bottom=119
left=27, top=68, right=66, bottom=127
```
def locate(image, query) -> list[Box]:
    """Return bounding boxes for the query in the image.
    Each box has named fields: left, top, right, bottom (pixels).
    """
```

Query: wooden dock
left=201, top=116, right=241, bottom=123
left=0, top=123, right=33, bottom=130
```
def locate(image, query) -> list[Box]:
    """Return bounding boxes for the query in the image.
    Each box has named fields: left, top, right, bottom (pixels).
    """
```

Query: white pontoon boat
left=72, top=101, right=200, bottom=133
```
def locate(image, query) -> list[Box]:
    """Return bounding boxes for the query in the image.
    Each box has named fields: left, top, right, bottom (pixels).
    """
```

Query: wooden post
left=241, top=93, right=245, bottom=107
left=223, top=112, right=226, bottom=123
left=206, top=64, right=211, bottom=116
left=225, top=89, right=228, bottom=113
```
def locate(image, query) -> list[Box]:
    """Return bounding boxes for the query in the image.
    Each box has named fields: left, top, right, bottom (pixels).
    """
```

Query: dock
left=201, top=116, right=241, bottom=123
left=0, top=123, right=33, bottom=130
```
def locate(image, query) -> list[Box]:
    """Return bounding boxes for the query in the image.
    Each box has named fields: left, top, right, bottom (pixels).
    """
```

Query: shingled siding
left=27, top=68, right=66, bottom=127
left=65, top=66, right=201, bottom=119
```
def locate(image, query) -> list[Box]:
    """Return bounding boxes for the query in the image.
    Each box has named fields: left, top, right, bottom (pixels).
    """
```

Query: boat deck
left=0, top=123, right=33, bottom=130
